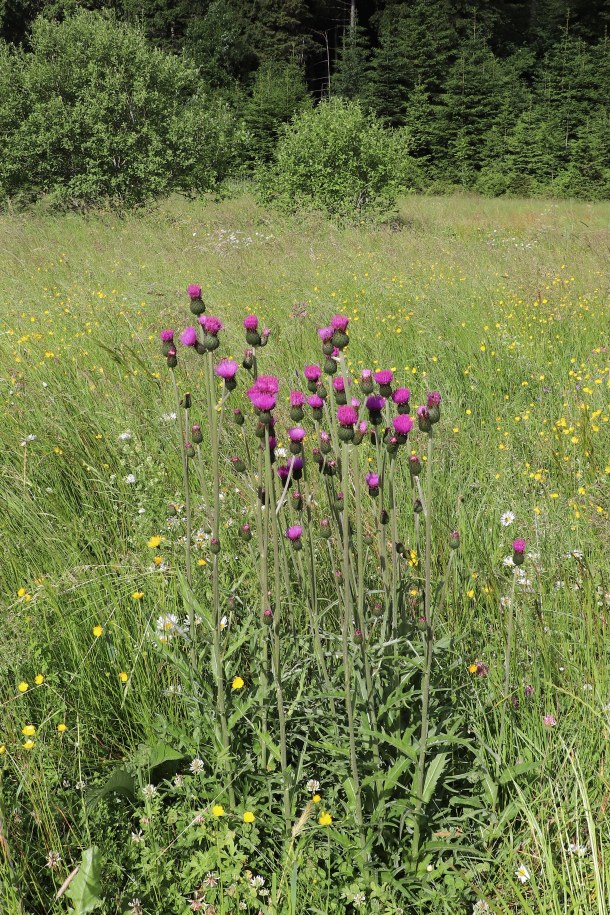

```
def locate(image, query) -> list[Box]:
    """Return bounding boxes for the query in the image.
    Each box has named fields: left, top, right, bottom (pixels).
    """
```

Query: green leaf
left=66, top=847, right=102, bottom=914
left=85, top=768, right=135, bottom=810
left=422, top=753, right=448, bottom=803
left=498, top=761, right=539, bottom=785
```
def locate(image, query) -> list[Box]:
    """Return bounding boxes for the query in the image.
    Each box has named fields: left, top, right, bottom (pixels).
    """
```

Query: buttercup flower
left=243, top=810, right=255, bottom=823
left=318, top=811, right=332, bottom=826
left=212, top=804, right=225, bottom=817
left=232, top=676, right=245, bottom=690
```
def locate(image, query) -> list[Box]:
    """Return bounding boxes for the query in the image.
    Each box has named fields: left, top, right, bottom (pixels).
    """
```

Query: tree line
left=0, top=1, right=609, bottom=208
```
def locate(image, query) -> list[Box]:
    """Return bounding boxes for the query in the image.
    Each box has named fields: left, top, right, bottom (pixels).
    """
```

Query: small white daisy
left=515, top=864, right=530, bottom=883
left=500, top=511, right=515, bottom=526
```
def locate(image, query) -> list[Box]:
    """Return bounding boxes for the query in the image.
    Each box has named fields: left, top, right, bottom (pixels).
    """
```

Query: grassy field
left=0, top=193, right=609, bottom=914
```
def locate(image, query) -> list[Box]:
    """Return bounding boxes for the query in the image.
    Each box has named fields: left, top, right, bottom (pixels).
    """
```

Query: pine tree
left=333, top=16, right=370, bottom=103
left=243, top=60, right=310, bottom=161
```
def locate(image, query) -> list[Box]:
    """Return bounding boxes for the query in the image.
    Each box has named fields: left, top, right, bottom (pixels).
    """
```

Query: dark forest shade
left=1, top=1, right=609, bottom=206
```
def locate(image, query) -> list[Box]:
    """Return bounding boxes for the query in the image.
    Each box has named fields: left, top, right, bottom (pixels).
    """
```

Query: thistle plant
left=161, top=285, right=468, bottom=872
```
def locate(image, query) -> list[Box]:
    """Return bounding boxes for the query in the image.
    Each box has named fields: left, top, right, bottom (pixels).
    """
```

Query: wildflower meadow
left=0, top=193, right=609, bottom=914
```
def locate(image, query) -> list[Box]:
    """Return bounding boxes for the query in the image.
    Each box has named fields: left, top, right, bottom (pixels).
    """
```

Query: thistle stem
left=411, top=429, right=434, bottom=866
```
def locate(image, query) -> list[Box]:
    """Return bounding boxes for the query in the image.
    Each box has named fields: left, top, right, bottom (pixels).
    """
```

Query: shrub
left=258, top=97, right=423, bottom=220
left=0, top=11, right=243, bottom=207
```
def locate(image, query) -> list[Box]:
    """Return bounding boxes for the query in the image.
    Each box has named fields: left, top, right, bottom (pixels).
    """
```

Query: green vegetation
left=0, top=193, right=608, bottom=913
left=1, top=3, right=610, bottom=210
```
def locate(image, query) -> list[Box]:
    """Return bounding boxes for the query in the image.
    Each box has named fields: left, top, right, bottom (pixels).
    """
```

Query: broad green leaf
left=66, top=847, right=102, bottom=914
left=85, top=768, right=135, bottom=810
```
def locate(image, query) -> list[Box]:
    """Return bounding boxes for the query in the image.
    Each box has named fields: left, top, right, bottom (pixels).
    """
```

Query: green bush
left=0, top=11, right=243, bottom=208
left=258, top=97, right=423, bottom=220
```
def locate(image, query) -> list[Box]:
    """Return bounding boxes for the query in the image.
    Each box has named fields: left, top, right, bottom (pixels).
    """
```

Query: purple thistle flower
left=253, top=374, right=279, bottom=394
left=290, top=390, right=305, bottom=407
left=392, top=414, right=413, bottom=436
left=427, top=390, right=442, bottom=407
left=332, top=376, right=345, bottom=392
left=277, top=465, right=290, bottom=483
left=215, top=358, right=238, bottom=380
left=318, top=326, right=334, bottom=343
left=374, top=370, right=393, bottom=386
left=286, top=525, right=303, bottom=542
left=358, top=420, right=368, bottom=433
left=180, top=326, right=198, bottom=347
left=304, top=364, right=321, bottom=382
left=366, top=395, right=385, bottom=412
left=331, top=314, right=349, bottom=332
left=243, top=315, right=258, bottom=331
left=198, top=315, right=223, bottom=335
left=290, top=456, right=304, bottom=472
left=307, top=394, right=324, bottom=409
left=513, top=538, right=526, bottom=553
left=417, top=405, right=429, bottom=418
left=288, top=427, right=306, bottom=443
left=392, top=387, right=411, bottom=405
left=337, top=405, right=358, bottom=427
left=361, top=369, right=372, bottom=381
left=187, top=284, right=202, bottom=299
left=366, top=472, right=379, bottom=489
left=543, top=714, right=557, bottom=727
left=351, top=397, right=360, bottom=408
left=247, top=390, right=276, bottom=411
left=160, top=329, right=174, bottom=342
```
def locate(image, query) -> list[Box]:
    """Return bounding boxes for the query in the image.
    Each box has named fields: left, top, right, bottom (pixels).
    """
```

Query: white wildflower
left=515, top=864, right=530, bottom=883
left=500, top=511, right=515, bottom=526
left=189, top=757, right=204, bottom=774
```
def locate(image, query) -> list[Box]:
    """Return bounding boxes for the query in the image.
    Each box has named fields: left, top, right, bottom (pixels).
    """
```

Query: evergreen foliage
left=1, top=0, right=610, bottom=207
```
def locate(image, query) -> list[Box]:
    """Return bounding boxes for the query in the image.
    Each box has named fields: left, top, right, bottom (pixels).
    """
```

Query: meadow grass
left=0, top=192, right=608, bottom=914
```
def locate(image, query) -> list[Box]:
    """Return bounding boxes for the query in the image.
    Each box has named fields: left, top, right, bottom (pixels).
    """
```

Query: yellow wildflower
left=468, top=664, right=477, bottom=674
left=147, top=536, right=162, bottom=549
left=22, top=740, right=35, bottom=750
left=57, top=723, right=67, bottom=733
left=92, top=625, right=103, bottom=638
left=22, top=724, right=36, bottom=737
left=232, top=676, right=244, bottom=691
left=34, top=674, right=44, bottom=685
left=132, top=591, right=144, bottom=600
left=17, top=681, right=28, bottom=693
left=119, top=671, right=129, bottom=683
left=212, top=804, right=224, bottom=817
left=318, top=811, right=332, bottom=826
left=243, top=811, right=255, bottom=823
left=312, top=794, right=321, bottom=804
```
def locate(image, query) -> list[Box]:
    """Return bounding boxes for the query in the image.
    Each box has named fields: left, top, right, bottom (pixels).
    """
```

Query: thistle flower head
left=427, top=390, right=442, bottom=406
left=290, top=390, right=305, bottom=407
left=180, top=326, right=198, bottom=347
left=247, top=390, right=276, bottom=411
left=332, top=376, right=345, bottom=392
left=366, top=472, right=379, bottom=489
left=187, top=284, right=202, bottom=299
left=513, top=538, right=526, bottom=553
left=318, top=326, right=334, bottom=342
left=304, top=364, right=321, bottom=382
left=331, top=314, right=349, bottom=332
left=307, top=394, right=324, bottom=409
left=337, top=405, right=358, bottom=427
left=286, top=525, right=303, bottom=542
left=374, top=370, right=393, bottom=386
left=288, top=427, right=306, bottom=442
left=243, top=314, right=258, bottom=331
left=366, top=395, right=385, bottom=412
left=253, top=374, right=279, bottom=394
left=215, top=358, right=238, bottom=380
left=392, top=414, right=413, bottom=436
left=392, top=387, right=411, bottom=405
left=160, top=329, right=174, bottom=342
left=198, top=315, right=223, bottom=335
